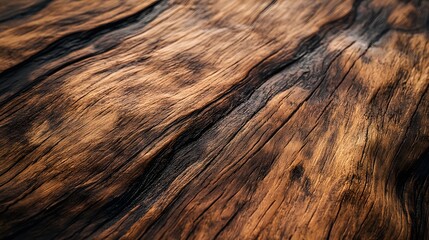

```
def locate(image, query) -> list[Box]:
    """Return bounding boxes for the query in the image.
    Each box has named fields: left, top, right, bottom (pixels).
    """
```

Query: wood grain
left=0, top=0, right=428, bottom=239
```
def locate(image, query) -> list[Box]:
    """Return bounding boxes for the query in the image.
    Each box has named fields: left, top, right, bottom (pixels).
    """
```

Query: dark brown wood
left=0, top=0, right=428, bottom=239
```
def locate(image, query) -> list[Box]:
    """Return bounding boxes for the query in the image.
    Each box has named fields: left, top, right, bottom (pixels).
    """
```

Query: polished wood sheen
left=0, top=0, right=428, bottom=239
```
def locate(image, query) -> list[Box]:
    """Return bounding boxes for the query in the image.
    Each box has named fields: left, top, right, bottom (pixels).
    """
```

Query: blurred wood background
left=0, top=0, right=428, bottom=239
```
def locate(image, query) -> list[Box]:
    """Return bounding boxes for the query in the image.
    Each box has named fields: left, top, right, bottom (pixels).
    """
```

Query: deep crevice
left=0, top=0, right=168, bottom=108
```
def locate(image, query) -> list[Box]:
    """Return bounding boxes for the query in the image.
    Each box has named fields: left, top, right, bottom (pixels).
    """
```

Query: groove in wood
left=0, top=0, right=428, bottom=239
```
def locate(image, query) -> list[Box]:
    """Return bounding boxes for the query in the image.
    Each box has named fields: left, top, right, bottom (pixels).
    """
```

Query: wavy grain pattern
left=0, top=0, right=428, bottom=239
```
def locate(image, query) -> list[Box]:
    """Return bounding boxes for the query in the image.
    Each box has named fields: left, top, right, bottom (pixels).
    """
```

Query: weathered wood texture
left=0, top=0, right=428, bottom=239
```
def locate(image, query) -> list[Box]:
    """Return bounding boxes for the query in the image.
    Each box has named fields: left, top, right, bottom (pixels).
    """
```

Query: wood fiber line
left=0, top=0, right=428, bottom=239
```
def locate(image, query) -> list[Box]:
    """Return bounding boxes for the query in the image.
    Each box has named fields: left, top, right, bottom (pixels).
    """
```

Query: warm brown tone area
left=0, top=0, right=428, bottom=239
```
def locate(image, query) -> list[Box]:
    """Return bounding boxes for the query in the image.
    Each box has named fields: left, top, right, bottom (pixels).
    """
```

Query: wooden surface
left=0, top=0, right=428, bottom=239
